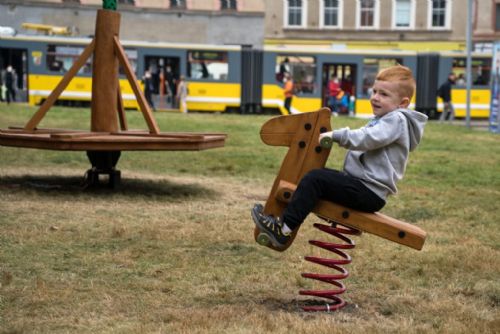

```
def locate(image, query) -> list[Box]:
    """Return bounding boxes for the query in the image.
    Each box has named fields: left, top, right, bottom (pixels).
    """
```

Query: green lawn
left=0, top=104, right=499, bottom=333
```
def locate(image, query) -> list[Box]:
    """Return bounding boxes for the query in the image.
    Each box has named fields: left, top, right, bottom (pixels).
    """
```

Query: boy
left=252, top=65, right=428, bottom=249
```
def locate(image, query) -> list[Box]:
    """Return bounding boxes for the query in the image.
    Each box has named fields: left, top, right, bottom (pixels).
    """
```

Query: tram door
left=0, top=48, right=28, bottom=102
left=144, top=56, right=180, bottom=110
left=322, top=63, right=356, bottom=114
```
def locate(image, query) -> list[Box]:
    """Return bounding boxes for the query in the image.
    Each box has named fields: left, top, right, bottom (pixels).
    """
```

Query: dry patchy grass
left=0, top=106, right=499, bottom=333
left=0, top=168, right=498, bottom=333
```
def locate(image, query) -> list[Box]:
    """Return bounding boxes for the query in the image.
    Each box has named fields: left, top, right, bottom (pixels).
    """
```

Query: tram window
left=275, top=55, right=316, bottom=94
left=187, top=50, right=228, bottom=80
left=452, top=57, right=491, bottom=87
left=362, top=58, right=402, bottom=96
left=46, top=45, right=92, bottom=74
left=119, top=48, right=138, bottom=76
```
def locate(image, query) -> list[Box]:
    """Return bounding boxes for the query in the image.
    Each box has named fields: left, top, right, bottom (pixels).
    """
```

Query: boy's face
left=370, top=80, right=410, bottom=117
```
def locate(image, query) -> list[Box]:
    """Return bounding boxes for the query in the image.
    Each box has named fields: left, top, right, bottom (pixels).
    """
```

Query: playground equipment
left=0, top=2, right=226, bottom=186
left=254, top=108, right=427, bottom=311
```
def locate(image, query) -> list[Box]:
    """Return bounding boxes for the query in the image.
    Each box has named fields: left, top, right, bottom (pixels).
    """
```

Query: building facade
left=0, top=1, right=496, bottom=52
left=474, top=0, right=500, bottom=52
left=0, top=0, right=265, bottom=46
left=265, top=0, right=487, bottom=52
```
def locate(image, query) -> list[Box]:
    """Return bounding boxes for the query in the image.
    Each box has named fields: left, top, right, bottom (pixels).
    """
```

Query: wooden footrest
left=275, top=180, right=427, bottom=250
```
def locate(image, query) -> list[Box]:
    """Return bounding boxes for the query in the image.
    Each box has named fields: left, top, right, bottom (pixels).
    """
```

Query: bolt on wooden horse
left=253, top=108, right=427, bottom=311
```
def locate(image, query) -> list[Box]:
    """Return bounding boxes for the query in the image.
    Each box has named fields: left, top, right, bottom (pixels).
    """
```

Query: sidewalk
left=429, top=119, right=491, bottom=131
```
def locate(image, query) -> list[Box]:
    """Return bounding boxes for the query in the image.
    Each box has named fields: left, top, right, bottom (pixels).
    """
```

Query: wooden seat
left=275, top=180, right=426, bottom=250
left=254, top=108, right=426, bottom=251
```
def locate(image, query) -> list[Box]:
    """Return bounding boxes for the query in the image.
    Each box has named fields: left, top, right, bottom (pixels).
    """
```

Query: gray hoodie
left=332, top=109, right=428, bottom=200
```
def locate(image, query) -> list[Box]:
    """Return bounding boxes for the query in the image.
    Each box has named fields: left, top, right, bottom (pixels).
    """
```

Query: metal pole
left=465, top=0, right=472, bottom=129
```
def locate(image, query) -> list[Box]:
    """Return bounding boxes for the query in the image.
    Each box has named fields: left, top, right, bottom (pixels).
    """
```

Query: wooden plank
left=274, top=180, right=427, bottom=250
left=113, top=36, right=160, bottom=135
left=0, top=133, right=226, bottom=151
left=110, top=132, right=206, bottom=140
left=24, top=40, right=95, bottom=131
left=8, top=127, right=86, bottom=133
left=50, top=132, right=110, bottom=139
left=3, top=128, right=224, bottom=142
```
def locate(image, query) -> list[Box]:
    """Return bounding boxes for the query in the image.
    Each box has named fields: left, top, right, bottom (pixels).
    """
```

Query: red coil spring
left=300, top=222, right=361, bottom=312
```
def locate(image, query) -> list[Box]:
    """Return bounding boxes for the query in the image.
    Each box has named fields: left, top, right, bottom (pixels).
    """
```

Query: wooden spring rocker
left=254, top=108, right=427, bottom=312
left=0, top=1, right=226, bottom=187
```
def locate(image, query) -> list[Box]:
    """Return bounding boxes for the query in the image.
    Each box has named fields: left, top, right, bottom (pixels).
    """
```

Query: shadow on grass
left=0, top=174, right=218, bottom=200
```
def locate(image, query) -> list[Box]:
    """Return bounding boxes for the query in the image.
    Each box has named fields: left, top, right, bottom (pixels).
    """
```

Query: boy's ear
left=399, top=97, right=410, bottom=108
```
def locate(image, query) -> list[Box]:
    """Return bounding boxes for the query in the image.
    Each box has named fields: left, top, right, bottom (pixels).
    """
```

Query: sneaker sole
left=251, top=206, right=285, bottom=249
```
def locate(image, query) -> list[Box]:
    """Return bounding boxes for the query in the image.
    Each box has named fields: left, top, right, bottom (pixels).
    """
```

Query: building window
left=285, top=0, right=307, bottom=28
left=221, top=0, right=237, bottom=10
left=393, top=0, right=414, bottom=29
left=357, top=0, right=379, bottom=29
left=321, top=0, right=342, bottom=28
left=170, top=0, right=186, bottom=9
left=428, top=0, right=450, bottom=29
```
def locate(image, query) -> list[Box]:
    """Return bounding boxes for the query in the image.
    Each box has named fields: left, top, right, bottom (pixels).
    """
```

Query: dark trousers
left=284, top=97, right=292, bottom=113
left=6, top=86, right=16, bottom=104
left=145, top=90, right=155, bottom=110
left=282, top=168, right=386, bottom=230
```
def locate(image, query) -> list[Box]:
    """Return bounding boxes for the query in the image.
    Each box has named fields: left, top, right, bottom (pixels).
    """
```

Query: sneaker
left=251, top=204, right=291, bottom=248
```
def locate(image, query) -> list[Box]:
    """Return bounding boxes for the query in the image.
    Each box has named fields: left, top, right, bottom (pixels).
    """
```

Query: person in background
left=4, top=65, right=16, bottom=104
left=341, top=75, right=354, bottom=102
left=142, top=70, right=155, bottom=111
left=328, top=75, right=341, bottom=116
left=0, top=68, right=4, bottom=102
left=176, top=75, right=188, bottom=113
left=283, top=72, right=294, bottom=114
left=165, top=65, right=176, bottom=108
left=277, top=57, right=290, bottom=83
left=437, top=72, right=456, bottom=122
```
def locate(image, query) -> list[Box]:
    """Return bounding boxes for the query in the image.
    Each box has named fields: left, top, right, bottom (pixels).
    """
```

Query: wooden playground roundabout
left=0, top=7, right=226, bottom=187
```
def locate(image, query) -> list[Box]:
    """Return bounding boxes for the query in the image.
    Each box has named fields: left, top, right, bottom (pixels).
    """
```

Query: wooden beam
left=24, top=40, right=95, bottom=131
left=90, top=9, right=120, bottom=133
left=113, top=36, right=160, bottom=134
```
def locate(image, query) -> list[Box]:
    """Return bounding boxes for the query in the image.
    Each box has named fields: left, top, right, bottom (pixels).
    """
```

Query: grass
left=0, top=104, right=499, bottom=333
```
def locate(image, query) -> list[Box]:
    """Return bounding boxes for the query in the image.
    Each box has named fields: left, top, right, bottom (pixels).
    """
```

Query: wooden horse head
left=255, top=108, right=332, bottom=251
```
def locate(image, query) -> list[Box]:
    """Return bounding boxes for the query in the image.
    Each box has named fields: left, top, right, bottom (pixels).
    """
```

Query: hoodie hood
left=398, top=108, right=428, bottom=151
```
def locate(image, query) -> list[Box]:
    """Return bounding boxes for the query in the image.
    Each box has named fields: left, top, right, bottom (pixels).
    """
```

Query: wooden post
left=91, top=9, right=120, bottom=133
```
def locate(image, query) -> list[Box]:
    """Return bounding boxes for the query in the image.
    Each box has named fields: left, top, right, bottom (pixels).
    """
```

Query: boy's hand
left=319, top=131, right=334, bottom=148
